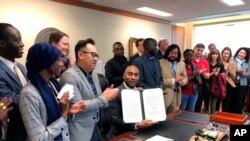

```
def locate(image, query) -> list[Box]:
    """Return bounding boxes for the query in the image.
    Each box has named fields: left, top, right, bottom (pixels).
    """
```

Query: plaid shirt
left=19, top=81, right=70, bottom=141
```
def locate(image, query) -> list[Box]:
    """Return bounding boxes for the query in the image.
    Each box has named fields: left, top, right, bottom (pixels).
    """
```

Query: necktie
left=149, top=57, right=156, bottom=74
left=86, top=74, right=98, bottom=98
left=14, top=64, right=27, bottom=86
left=171, top=62, right=176, bottom=78
left=171, top=62, right=178, bottom=90
left=86, top=74, right=99, bottom=120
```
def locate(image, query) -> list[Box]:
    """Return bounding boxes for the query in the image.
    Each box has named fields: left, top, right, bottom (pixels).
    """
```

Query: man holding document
left=108, top=65, right=162, bottom=139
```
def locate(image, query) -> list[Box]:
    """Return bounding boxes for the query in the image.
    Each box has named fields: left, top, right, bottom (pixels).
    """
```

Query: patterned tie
left=86, top=74, right=98, bottom=98
left=14, top=64, right=27, bottom=87
left=171, top=62, right=176, bottom=78
left=171, top=62, right=177, bottom=90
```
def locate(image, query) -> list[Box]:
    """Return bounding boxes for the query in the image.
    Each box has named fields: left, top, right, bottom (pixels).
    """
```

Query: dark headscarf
left=26, top=42, right=63, bottom=140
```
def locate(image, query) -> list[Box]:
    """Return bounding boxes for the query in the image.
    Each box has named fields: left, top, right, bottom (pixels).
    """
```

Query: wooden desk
left=110, top=111, right=229, bottom=141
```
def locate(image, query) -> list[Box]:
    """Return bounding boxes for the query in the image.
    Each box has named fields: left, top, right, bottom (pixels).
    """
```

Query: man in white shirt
left=129, top=38, right=144, bottom=64
left=107, top=65, right=158, bottom=139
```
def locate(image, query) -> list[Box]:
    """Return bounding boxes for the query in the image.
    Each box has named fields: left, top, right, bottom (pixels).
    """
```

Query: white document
left=143, top=88, right=166, bottom=121
left=94, top=60, right=103, bottom=74
left=121, top=88, right=166, bottom=123
left=146, top=135, right=174, bottom=141
left=121, top=89, right=143, bottom=123
left=57, top=84, right=74, bottom=100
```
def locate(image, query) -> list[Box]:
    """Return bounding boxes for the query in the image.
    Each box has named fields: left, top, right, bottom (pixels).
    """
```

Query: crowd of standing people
left=0, top=22, right=249, bottom=141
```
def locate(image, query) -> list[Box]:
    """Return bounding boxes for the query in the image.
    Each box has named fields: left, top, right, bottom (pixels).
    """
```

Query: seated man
left=107, top=65, right=157, bottom=139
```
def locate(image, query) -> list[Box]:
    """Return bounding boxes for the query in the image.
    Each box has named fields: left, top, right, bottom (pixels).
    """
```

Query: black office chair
left=97, top=73, right=111, bottom=141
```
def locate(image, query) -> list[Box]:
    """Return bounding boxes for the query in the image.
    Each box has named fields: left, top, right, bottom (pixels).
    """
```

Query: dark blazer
left=108, top=83, right=136, bottom=139
left=0, top=123, right=6, bottom=141
left=133, top=54, right=162, bottom=89
left=0, top=61, right=27, bottom=141
left=155, top=50, right=164, bottom=60
left=129, top=53, right=139, bottom=64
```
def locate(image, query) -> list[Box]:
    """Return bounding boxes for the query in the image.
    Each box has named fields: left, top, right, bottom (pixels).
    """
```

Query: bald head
left=123, top=65, right=139, bottom=88
left=208, top=43, right=216, bottom=52
left=158, top=38, right=169, bottom=53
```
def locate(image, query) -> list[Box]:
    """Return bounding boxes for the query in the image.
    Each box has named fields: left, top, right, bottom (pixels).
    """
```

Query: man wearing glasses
left=60, top=38, right=119, bottom=141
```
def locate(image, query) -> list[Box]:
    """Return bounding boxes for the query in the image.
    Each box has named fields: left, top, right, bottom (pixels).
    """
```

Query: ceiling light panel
left=219, top=0, right=244, bottom=6
left=137, top=7, right=172, bottom=17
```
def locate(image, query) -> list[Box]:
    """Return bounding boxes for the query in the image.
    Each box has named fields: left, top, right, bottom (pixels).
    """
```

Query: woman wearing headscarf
left=19, top=42, right=85, bottom=141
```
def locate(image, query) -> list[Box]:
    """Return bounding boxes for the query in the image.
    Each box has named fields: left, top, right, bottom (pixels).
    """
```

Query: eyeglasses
left=58, top=56, right=67, bottom=62
left=80, top=50, right=99, bottom=58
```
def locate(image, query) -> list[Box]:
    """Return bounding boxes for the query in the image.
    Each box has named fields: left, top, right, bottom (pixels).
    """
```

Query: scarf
left=235, top=57, right=245, bottom=68
left=26, top=42, right=63, bottom=140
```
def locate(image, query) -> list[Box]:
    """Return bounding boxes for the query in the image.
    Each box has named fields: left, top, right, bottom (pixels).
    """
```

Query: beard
left=167, top=57, right=176, bottom=62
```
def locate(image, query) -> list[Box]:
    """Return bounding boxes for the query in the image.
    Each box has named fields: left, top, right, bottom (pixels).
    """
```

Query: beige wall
left=0, top=0, right=171, bottom=65
left=182, top=15, right=250, bottom=49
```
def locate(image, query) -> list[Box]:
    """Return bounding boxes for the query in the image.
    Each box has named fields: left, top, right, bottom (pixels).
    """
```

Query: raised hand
left=0, top=97, right=13, bottom=128
left=59, top=92, right=69, bottom=117
left=133, top=87, right=143, bottom=92
left=102, top=84, right=119, bottom=101
left=69, top=100, right=86, bottom=114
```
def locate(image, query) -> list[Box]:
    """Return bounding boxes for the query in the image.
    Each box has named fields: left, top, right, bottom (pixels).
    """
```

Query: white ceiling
left=80, top=0, right=250, bottom=23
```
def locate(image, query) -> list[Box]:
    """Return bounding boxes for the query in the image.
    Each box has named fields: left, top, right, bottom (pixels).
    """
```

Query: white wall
left=194, top=20, right=250, bottom=56
left=0, top=0, right=170, bottom=65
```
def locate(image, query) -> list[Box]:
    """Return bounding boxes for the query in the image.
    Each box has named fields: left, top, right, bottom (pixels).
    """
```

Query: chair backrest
left=97, top=73, right=109, bottom=92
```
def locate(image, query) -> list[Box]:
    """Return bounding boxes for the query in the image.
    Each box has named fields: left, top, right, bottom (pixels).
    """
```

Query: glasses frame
left=79, top=50, right=99, bottom=58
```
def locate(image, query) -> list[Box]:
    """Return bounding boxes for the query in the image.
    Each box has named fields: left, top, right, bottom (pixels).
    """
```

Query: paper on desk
left=146, top=135, right=174, bottom=141
left=57, top=84, right=74, bottom=100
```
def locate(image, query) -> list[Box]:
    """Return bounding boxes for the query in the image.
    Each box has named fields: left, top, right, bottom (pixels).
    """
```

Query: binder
left=121, top=88, right=166, bottom=123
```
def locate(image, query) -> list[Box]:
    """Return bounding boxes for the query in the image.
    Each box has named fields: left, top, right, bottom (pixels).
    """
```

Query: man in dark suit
left=0, top=97, right=13, bottom=141
left=107, top=65, right=157, bottom=139
left=133, top=38, right=162, bottom=89
left=155, top=38, right=169, bottom=60
left=129, top=38, right=144, bottom=64
left=0, top=23, right=27, bottom=141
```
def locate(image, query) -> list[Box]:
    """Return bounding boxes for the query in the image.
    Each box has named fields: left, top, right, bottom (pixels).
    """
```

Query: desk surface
left=111, top=111, right=229, bottom=141
left=132, top=119, right=207, bottom=141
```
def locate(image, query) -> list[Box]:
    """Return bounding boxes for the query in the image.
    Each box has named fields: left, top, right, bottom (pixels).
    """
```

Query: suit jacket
left=133, top=54, right=162, bottom=89
left=0, top=123, right=5, bottom=141
left=234, top=58, right=250, bottom=86
left=108, top=84, right=136, bottom=139
left=0, top=60, right=27, bottom=141
left=19, top=82, right=69, bottom=141
left=129, top=53, right=139, bottom=64
left=59, top=64, right=109, bottom=141
left=160, top=59, right=188, bottom=106
left=155, top=50, right=164, bottom=60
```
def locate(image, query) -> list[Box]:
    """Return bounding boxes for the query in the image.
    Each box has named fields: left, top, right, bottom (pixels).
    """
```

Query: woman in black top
left=207, top=49, right=226, bottom=114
